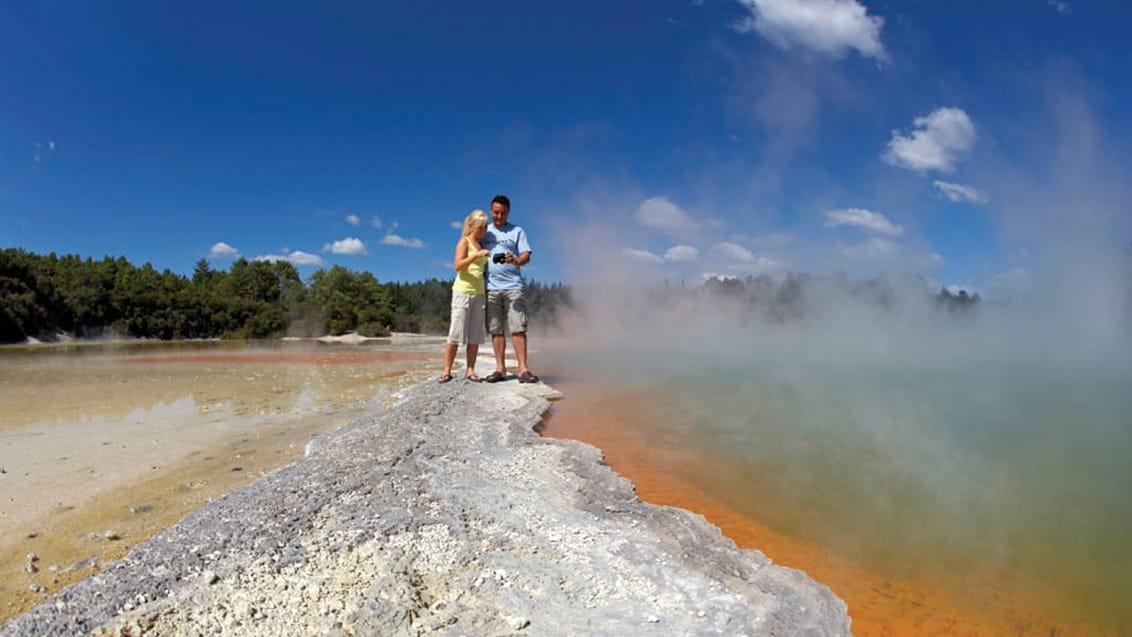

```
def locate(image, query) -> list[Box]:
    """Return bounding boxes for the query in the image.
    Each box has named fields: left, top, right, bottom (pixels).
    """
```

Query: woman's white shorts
left=447, top=291, right=486, bottom=345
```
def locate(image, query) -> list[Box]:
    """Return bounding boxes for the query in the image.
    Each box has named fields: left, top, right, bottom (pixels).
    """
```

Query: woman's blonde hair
left=462, top=209, right=488, bottom=236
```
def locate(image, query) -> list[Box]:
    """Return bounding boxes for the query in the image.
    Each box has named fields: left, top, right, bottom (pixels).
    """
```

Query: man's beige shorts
left=487, top=289, right=528, bottom=335
left=447, top=292, right=486, bottom=345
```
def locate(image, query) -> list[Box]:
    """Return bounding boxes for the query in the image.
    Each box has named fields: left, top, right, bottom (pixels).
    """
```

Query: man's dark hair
left=491, top=194, right=511, bottom=210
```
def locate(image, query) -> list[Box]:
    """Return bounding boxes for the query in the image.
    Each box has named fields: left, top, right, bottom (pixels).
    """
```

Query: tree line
left=0, top=248, right=573, bottom=343
left=670, top=271, right=980, bottom=324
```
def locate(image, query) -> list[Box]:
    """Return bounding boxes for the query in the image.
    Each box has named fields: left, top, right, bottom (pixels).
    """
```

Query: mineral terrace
left=1, top=378, right=850, bottom=636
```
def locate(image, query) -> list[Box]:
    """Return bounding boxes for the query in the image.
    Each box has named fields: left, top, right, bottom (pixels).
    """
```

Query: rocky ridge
left=1, top=379, right=850, bottom=636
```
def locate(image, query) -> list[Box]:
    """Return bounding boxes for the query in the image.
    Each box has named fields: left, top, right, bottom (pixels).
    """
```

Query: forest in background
left=0, top=248, right=572, bottom=343
left=0, top=247, right=986, bottom=345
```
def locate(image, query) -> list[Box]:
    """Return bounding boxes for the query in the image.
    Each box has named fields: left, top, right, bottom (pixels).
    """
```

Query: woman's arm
left=454, top=238, right=489, bottom=272
left=453, top=237, right=471, bottom=272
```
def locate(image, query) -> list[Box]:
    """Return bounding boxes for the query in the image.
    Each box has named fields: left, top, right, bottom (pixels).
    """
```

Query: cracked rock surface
left=1, top=380, right=850, bottom=636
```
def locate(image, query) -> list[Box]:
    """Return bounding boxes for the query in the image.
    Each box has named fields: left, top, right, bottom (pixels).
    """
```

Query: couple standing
left=440, top=194, right=539, bottom=385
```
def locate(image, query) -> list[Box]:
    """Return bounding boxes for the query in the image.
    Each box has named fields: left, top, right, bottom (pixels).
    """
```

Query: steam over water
left=547, top=282, right=1132, bottom=632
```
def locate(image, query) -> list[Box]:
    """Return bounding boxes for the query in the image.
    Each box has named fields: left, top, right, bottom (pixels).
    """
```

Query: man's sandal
left=484, top=370, right=506, bottom=383
left=518, top=370, right=540, bottom=384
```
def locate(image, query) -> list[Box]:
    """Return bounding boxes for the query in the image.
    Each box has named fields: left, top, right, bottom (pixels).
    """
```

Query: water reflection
left=540, top=338, right=1131, bottom=637
left=0, top=339, right=437, bottom=429
left=0, top=338, right=440, bottom=622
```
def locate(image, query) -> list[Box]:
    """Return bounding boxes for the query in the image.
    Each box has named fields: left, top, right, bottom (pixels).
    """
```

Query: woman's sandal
left=484, top=370, right=506, bottom=383
left=465, top=374, right=482, bottom=383
left=437, top=373, right=453, bottom=384
left=518, top=370, right=540, bottom=384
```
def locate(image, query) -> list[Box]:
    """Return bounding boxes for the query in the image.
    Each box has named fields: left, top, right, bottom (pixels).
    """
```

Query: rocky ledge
left=1, top=379, right=850, bottom=636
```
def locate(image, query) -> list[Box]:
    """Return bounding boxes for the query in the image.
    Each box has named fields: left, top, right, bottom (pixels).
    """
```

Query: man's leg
left=487, top=290, right=509, bottom=375
left=507, top=289, right=534, bottom=381
left=492, top=333, right=507, bottom=373
left=512, top=331, right=529, bottom=375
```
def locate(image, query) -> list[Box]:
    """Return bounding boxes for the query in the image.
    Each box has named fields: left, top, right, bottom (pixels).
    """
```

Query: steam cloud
left=539, top=76, right=1131, bottom=622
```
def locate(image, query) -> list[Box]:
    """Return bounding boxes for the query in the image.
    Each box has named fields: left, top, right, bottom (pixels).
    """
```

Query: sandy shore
left=0, top=342, right=440, bottom=622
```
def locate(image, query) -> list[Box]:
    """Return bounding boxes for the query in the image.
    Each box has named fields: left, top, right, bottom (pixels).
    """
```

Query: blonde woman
left=439, top=209, right=490, bottom=382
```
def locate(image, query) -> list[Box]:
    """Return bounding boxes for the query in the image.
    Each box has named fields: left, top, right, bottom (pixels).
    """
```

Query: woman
left=439, top=209, right=490, bottom=382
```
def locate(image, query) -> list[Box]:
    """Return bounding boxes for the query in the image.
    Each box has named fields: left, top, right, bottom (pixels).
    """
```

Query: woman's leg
left=465, top=343, right=480, bottom=379
left=441, top=342, right=458, bottom=381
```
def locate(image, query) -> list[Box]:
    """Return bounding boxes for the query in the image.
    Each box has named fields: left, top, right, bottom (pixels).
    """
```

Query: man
left=481, top=194, right=539, bottom=383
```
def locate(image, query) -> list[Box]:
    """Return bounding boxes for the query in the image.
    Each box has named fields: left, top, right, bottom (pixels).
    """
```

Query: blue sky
left=2, top=1, right=1130, bottom=295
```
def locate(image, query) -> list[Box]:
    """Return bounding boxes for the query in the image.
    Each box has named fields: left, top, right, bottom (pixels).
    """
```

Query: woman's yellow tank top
left=453, top=237, right=487, bottom=295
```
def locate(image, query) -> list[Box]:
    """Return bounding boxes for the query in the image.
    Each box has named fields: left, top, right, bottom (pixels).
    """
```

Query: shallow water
left=5, top=334, right=1128, bottom=633
left=541, top=339, right=1132, bottom=636
left=0, top=338, right=441, bottom=621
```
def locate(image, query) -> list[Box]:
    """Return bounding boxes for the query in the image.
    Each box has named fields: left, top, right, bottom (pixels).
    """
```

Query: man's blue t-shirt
left=482, top=222, right=531, bottom=291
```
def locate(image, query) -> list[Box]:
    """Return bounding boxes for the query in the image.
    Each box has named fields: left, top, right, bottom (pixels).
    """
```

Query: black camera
left=492, top=252, right=507, bottom=264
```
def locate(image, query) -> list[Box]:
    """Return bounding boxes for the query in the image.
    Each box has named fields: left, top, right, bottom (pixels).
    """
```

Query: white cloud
left=635, top=196, right=700, bottom=234
left=34, top=140, right=57, bottom=163
left=734, top=0, right=888, bottom=62
left=1047, top=0, right=1070, bottom=14
left=371, top=216, right=384, bottom=229
left=289, top=251, right=324, bottom=265
left=664, top=245, right=699, bottom=262
left=208, top=242, right=240, bottom=259
left=711, top=241, right=756, bottom=262
left=323, top=237, right=367, bottom=255
left=380, top=234, right=425, bottom=248
left=728, top=256, right=788, bottom=274
left=450, top=221, right=462, bottom=230
left=346, top=214, right=360, bottom=226
left=825, top=207, right=904, bottom=236
left=883, top=107, right=976, bottom=173
left=838, top=237, right=898, bottom=259
left=933, top=180, right=986, bottom=204
left=255, top=251, right=323, bottom=266
left=622, top=248, right=664, bottom=265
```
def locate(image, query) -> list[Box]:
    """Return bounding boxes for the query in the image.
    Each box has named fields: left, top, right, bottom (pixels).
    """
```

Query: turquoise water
left=546, top=338, right=1132, bottom=630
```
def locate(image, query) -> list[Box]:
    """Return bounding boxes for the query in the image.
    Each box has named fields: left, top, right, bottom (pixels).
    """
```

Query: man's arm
left=507, top=227, right=532, bottom=266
